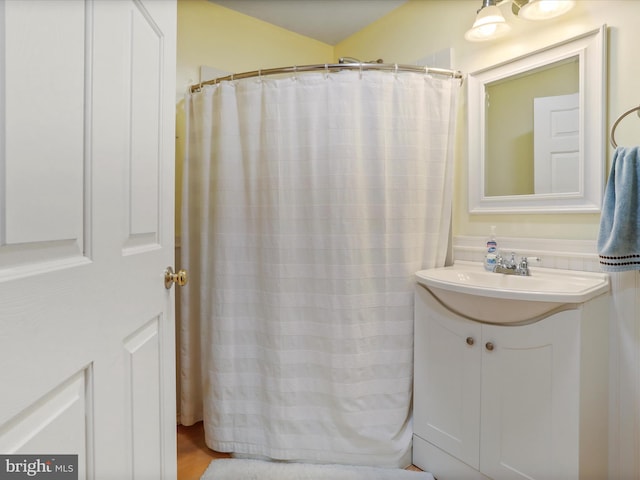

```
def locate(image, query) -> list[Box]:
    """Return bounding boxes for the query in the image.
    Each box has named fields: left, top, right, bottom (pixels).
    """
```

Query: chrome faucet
left=493, top=252, right=539, bottom=276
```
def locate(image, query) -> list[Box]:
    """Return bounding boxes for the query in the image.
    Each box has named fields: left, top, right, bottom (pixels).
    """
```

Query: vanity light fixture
left=464, top=0, right=511, bottom=42
left=512, top=0, right=575, bottom=20
left=465, top=0, right=575, bottom=42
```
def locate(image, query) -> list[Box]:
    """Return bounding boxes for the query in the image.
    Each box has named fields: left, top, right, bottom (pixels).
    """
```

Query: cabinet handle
left=485, top=342, right=494, bottom=351
left=466, top=337, right=475, bottom=346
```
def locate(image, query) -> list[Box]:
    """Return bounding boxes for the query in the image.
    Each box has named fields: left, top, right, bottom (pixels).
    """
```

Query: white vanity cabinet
left=413, top=282, right=609, bottom=480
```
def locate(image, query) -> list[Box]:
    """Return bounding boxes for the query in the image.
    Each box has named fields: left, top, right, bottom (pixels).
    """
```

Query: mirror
left=467, top=26, right=606, bottom=214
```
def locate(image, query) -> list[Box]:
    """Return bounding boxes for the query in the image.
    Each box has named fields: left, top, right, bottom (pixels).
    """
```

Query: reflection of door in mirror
left=485, top=57, right=579, bottom=197
left=534, top=93, right=579, bottom=194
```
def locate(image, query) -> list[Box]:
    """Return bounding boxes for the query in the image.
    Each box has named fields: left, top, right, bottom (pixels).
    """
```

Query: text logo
left=0, top=455, right=77, bottom=480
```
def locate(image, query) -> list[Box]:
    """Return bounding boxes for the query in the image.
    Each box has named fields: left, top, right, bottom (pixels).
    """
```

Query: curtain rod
left=189, top=62, right=464, bottom=94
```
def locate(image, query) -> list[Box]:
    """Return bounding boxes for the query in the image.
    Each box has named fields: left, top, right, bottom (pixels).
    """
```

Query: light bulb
left=464, top=5, right=511, bottom=42
left=519, top=0, right=575, bottom=20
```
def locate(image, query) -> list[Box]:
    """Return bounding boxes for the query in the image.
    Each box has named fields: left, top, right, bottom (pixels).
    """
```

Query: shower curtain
left=180, top=69, right=459, bottom=468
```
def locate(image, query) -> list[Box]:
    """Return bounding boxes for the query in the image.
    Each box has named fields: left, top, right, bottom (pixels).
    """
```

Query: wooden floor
left=177, top=422, right=422, bottom=479
left=177, top=423, right=230, bottom=480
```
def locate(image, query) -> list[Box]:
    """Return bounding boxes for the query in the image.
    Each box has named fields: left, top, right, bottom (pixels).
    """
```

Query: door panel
left=3, top=0, right=86, bottom=247
left=0, top=1, right=177, bottom=479
left=533, top=93, right=579, bottom=195
left=0, top=370, right=90, bottom=462
left=125, top=317, right=163, bottom=479
left=1, top=0, right=87, bottom=271
left=414, top=285, right=482, bottom=470
left=128, top=1, right=162, bottom=245
left=480, top=312, right=581, bottom=480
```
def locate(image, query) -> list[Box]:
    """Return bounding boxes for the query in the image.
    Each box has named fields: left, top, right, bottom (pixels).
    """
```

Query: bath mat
left=200, top=458, right=435, bottom=480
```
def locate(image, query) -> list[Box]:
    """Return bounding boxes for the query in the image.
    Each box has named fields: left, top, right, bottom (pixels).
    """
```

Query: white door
left=533, top=93, right=580, bottom=194
left=0, top=1, right=177, bottom=479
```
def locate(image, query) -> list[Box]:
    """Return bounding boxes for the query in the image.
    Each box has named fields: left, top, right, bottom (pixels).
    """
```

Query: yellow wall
left=176, top=0, right=333, bottom=98
left=336, top=0, right=640, bottom=241
left=177, top=0, right=640, bottom=242
left=175, top=0, right=333, bottom=240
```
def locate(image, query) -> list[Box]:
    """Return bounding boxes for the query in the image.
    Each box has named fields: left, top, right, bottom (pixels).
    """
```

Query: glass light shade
left=519, top=0, right=575, bottom=20
left=464, top=5, right=511, bottom=42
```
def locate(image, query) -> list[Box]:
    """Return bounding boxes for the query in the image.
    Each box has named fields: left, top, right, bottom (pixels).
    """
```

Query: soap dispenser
left=484, top=226, right=499, bottom=271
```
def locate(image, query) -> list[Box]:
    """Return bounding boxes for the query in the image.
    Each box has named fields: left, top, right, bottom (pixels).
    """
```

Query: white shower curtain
left=180, top=69, right=459, bottom=468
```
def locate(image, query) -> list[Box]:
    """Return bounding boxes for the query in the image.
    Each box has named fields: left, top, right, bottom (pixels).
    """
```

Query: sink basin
left=416, top=261, right=609, bottom=324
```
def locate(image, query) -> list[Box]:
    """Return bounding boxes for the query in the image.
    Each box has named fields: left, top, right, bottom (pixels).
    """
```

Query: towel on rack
left=598, top=146, right=640, bottom=271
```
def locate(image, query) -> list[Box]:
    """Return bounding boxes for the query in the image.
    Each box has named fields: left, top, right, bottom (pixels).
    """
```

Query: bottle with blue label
left=484, top=226, right=499, bottom=271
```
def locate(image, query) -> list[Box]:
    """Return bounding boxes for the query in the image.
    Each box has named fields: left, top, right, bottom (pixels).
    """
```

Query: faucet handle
left=521, top=256, right=541, bottom=265
left=517, top=256, right=541, bottom=275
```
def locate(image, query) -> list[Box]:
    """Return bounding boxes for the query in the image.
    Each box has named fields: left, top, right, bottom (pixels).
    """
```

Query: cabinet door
left=480, top=312, right=581, bottom=480
left=414, top=286, right=482, bottom=469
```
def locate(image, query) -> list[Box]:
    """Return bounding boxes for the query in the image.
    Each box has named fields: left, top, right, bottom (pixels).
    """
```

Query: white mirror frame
left=468, top=25, right=607, bottom=214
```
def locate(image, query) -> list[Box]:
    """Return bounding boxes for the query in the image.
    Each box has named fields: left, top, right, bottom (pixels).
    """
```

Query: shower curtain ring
left=324, top=63, right=329, bottom=79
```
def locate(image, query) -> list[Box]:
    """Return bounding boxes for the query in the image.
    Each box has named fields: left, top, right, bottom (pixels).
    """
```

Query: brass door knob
left=466, top=337, right=475, bottom=346
left=485, top=342, right=495, bottom=351
left=165, top=267, right=188, bottom=289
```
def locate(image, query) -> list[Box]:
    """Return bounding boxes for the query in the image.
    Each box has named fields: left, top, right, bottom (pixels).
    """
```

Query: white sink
left=416, top=261, right=609, bottom=324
